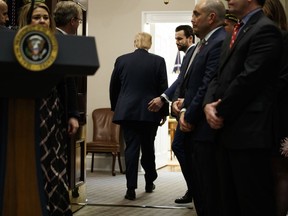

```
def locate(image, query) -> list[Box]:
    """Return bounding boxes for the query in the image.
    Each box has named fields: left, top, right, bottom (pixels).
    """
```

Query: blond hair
left=134, top=32, right=152, bottom=50
left=18, top=2, right=55, bottom=32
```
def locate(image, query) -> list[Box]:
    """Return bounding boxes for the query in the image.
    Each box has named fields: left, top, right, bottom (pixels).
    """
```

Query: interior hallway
left=72, top=157, right=198, bottom=216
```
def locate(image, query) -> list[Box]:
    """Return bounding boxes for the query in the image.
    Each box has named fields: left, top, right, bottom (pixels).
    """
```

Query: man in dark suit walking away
left=203, top=0, right=283, bottom=215
left=177, top=0, right=227, bottom=215
left=110, top=32, right=169, bottom=201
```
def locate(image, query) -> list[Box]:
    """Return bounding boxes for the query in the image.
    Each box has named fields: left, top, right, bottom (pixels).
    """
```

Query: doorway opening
left=142, top=11, right=192, bottom=169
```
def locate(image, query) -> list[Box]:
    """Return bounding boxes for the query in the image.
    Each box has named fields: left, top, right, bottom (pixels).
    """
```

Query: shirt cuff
left=180, top=108, right=186, bottom=113
left=161, top=94, right=170, bottom=103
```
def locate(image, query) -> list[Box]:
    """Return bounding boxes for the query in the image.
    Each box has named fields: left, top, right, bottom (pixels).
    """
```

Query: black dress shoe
left=174, top=191, right=192, bottom=204
left=145, top=183, right=155, bottom=193
left=125, top=189, right=136, bottom=200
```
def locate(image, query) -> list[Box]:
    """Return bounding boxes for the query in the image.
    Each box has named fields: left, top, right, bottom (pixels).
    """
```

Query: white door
left=142, top=11, right=192, bottom=169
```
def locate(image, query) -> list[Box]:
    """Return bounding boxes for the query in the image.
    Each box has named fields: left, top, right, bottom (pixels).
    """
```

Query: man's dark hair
left=258, top=0, right=266, bottom=6
left=175, top=25, right=195, bottom=42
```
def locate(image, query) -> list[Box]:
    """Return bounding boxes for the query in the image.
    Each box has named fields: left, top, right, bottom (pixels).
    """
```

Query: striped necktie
left=184, top=39, right=206, bottom=77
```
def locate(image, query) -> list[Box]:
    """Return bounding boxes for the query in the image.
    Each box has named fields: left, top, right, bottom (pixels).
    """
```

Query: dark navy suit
left=181, top=27, right=226, bottom=216
left=163, top=46, right=194, bottom=100
left=110, top=48, right=169, bottom=190
left=55, top=29, right=80, bottom=121
left=168, top=47, right=196, bottom=199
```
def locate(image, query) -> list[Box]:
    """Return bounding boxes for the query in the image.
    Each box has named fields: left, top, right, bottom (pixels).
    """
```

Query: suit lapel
left=219, top=11, right=264, bottom=71
left=181, top=46, right=195, bottom=72
left=179, top=27, right=226, bottom=97
left=230, top=10, right=263, bottom=51
left=187, top=27, right=225, bottom=79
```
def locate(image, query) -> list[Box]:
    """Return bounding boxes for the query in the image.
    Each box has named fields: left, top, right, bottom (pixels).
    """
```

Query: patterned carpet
left=72, top=165, right=198, bottom=216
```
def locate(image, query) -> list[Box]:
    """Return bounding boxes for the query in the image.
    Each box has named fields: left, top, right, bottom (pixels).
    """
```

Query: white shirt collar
left=56, top=27, right=67, bottom=35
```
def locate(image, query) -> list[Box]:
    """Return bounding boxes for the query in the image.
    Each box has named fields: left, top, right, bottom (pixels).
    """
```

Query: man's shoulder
left=204, top=27, right=226, bottom=49
left=247, top=14, right=282, bottom=40
left=246, top=10, right=278, bottom=32
left=115, top=51, right=135, bottom=62
left=211, top=26, right=227, bottom=40
left=149, top=52, right=164, bottom=60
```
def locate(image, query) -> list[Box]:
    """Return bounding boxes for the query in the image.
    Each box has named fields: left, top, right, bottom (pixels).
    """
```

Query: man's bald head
left=0, top=0, right=9, bottom=27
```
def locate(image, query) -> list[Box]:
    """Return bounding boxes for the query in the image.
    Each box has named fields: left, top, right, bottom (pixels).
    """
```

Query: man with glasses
left=53, top=1, right=82, bottom=35
left=52, top=0, right=81, bottom=172
left=53, top=0, right=81, bottom=136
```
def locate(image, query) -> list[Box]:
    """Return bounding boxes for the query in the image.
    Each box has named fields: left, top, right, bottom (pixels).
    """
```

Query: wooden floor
left=159, top=164, right=181, bottom=172
left=160, top=154, right=181, bottom=172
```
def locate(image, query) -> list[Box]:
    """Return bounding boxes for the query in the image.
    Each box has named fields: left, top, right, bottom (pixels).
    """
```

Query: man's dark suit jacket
left=182, top=27, right=227, bottom=142
left=0, top=26, right=10, bottom=31
left=55, top=29, right=80, bottom=121
left=110, top=49, right=169, bottom=124
left=275, top=31, right=288, bottom=151
left=203, top=10, right=283, bottom=149
left=164, top=46, right=194, bottom=100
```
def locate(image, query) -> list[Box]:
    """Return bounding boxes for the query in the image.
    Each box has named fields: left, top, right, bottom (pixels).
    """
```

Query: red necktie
left=198, top=39, right=206, bottom=52
left=229, top=22, right=242, bottom=48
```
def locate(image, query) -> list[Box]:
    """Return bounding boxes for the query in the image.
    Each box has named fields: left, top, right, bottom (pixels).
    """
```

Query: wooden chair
left=86, top=108, right=124, bottom=176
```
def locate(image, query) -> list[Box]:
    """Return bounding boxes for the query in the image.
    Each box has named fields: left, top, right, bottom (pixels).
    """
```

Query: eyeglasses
left=74, top=17, right=82, bottom=24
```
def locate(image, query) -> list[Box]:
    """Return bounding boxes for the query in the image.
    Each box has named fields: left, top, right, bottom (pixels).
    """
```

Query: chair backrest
left=91, top=108, right=120, bottom=144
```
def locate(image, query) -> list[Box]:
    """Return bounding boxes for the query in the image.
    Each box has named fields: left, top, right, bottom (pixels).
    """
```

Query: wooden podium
left=0, top=30, right=99, bottom=216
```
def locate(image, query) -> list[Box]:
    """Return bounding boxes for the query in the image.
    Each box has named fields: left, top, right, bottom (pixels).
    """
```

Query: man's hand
left=179, top=111, right=194, bottom=132
left=171, top=98, right=184, bottom=117
left=148, top=97, right=164, bottom=112
left=67, top=117, right=79, bottom=136
left=204, top=99, right=224, bottom=129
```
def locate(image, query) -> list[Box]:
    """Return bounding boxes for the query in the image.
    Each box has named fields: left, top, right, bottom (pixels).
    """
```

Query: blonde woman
left=18, top=2, right=79, bottom=216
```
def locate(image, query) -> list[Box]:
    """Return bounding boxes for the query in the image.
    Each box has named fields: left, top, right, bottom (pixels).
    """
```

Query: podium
left=0, top=30, right=99, bottom=216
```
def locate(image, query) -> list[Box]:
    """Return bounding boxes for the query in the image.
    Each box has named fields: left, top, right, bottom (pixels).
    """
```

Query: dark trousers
left=122, top=121, right=158, bottom=189
left=172, top=125, right=193, bottom=195
left=216, top=146, right=276, bottom=216
left=191, top=140, right=221, bottom=216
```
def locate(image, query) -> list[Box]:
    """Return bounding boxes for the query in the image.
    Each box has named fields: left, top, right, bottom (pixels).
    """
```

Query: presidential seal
left=13, top=25, right=58, bottom=71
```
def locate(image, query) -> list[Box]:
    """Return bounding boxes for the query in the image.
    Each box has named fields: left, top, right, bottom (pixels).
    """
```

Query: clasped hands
left=147, top=97, right=224, bottom=130
left=171, top=98, right=193, bottom=132
left=204, top=99, right=224, bottom=129
left=179, top=111, right=194, bottom=132
left=173, top=98, right=224, bottom=131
